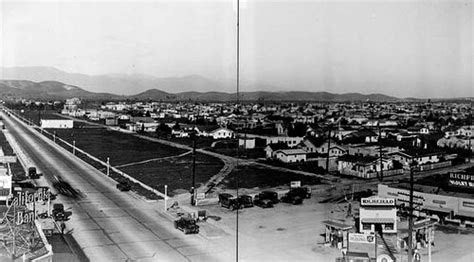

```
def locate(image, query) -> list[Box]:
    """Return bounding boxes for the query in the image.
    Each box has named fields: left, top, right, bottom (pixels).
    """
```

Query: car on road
left=52, top=203, right=72, bottom=221
left=218, top=193, right=241, bottom=210
left=28, top=167, right=41, bottom=179
left=174, top=216, right=199, bottom=234
left=237, top=195, right=254, bottom=208
left=116, top=181, right=131, bottom=192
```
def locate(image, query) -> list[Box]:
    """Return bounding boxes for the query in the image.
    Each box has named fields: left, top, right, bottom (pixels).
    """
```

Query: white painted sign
left=0, top=156, right=17, bottom=163
left=348, top=233, right=375, bottom=244
left=290, top=181, right=301, bottom=188
left=361, top=197, right=395, bottom=206
left=196, top=193, right=206, bottom=200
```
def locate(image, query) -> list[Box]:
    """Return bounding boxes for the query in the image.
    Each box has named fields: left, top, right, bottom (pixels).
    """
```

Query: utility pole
left=378, top=123, right=383, bottom=181
left=326, top=124, right=331, bottom=173
left=408, top=162, right=415, bottom=262
left=191, top=134, right=196, bottom=206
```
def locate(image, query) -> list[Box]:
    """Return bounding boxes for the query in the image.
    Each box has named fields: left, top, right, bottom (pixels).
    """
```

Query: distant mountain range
left=0, top=66, right=401, bottom=102
left=0, top=66, right=227, bottom=95
left=0, top=79, right=399, bottom=102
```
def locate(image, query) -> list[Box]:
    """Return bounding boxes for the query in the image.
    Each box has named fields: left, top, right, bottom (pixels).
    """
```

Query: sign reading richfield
left=449, top=172, right=474, bottom=189
left=361, top=197, right=395, bottom=206
left=348, top=233, right=375, bottom=244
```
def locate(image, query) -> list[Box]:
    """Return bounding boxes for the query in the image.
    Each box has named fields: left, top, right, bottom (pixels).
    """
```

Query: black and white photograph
left=0, top=0, right=472, bottom=261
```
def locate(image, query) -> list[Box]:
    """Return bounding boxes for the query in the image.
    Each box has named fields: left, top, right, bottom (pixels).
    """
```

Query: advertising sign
left=449, top=172, right=474, bottom=190
left=348, top=233, right=375, bottom=244
left=0, top=156, right=17, bottom=163
left=196, top=193, right=206, bottom=200
left=290, top=181, right=301, bottom=188
left=361, top=197, right=395, bottom=207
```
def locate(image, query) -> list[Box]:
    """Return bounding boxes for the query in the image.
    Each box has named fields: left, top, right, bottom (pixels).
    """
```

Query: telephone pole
left=378, top=123, right=383, bottom=181
left=408, top=162, right=415, bottom=262
left=191, top=134, right=196, bottom=206
left=326, top=124, right=331, bottom=173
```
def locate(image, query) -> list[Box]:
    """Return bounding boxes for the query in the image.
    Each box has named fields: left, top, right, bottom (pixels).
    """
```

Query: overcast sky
left=1, top=0, right=472, bottom=98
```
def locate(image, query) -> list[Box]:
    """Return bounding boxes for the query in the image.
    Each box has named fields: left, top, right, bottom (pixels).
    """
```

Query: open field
left=41, top=127, right=223, bottom=196
left=120, top=153, right=224, bottom=195
left=51, top=128, right=188, bottom=165
left=221, top=164, right=323, bottom=189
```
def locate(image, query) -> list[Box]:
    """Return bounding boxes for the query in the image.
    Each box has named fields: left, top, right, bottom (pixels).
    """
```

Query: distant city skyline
left=1, top=0, right=472, bottom=98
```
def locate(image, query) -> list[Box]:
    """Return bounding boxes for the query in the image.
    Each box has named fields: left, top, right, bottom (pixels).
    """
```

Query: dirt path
left=115, top=151, right=192, bottom=168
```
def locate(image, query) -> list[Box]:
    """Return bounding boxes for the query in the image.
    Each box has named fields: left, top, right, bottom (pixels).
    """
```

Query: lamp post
left=107, top=157, right=110, bottom=176
left=164, top=185, right=168, bottom=212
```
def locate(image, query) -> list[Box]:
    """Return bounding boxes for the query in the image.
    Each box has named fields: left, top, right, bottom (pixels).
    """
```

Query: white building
left=0, top=166, right=11, bottom=203
left=359, top=196, right=397, bottom=234
left=274, top=149, right=307, bottom=163
left=40, top=119, right=74, bottom=129
left=210, top=127, right=234, bottom=139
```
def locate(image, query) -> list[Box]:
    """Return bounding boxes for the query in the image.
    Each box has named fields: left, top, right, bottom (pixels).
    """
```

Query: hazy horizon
left=1, top=0, right=472, bottom=98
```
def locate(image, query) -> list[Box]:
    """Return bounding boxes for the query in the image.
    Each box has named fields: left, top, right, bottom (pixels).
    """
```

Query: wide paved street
left=1, top=110, right=233, bottom=262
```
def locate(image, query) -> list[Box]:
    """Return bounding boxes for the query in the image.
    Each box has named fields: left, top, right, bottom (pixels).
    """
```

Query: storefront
left=359, top=197, right=397, bottom=234
left=322, top=220, right=353, bottom=249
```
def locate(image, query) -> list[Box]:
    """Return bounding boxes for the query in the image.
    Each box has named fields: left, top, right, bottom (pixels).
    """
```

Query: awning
left=322, top=220, right=353, bottom=230
left=361, top=218, right=395, bottom=224
left=423, top=206, right=452, bottom=214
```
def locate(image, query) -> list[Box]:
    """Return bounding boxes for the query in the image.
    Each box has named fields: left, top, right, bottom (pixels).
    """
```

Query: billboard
left=449, top=172, right=474, bottom=190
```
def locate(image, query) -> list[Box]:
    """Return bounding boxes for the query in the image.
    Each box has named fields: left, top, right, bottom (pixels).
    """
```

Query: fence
left=414, top=161, right=452, bottom=172
left=339, top=168, right=406, bottom=179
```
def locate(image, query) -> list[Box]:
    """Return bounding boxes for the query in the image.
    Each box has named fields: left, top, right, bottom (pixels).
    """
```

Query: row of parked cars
left=218, top=187, right=312, bottom=210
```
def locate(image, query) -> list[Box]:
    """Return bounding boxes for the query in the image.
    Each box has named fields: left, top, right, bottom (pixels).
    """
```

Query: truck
left=280, top=187, right=312, bottom=205
left=174, top=216, right=200, bottom=234
left=218, top=193, right=241, bottom=210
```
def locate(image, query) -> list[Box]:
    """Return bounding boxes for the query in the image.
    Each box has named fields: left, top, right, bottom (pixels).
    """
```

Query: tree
left=156, top=123, right=171, bottom=138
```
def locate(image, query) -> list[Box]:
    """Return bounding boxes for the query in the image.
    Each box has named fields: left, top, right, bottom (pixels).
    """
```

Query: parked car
left=218, top=193, right=240, bottom=210
left=52, top=203, right=72, bottom=221
left=253, top=196, right=274, bottom=208
left=280, top=191, right=303, bottom=205
left=281, top=187, right=311, bottom=205
left=28, top=167, right=37, bottom=178
left=116, top=181, right=131, bottom=191
left=174, top=216, right=200, bottom=234
left=237, top=195, right=254, bottom=208
left=257, top=191, right=279, bottom=204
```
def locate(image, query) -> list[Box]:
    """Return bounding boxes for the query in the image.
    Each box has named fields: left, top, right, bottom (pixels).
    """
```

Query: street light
left=106, top=157, right=110, bottom=176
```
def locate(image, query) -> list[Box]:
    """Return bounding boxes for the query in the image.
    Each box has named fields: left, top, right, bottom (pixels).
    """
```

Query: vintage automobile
left=218, top=193, right=241, bottom=210
left=52, top=203, right=72, bottom=221
left=237, top=195, right=254, bottom=208
left=28, top=167, right=39, bottom=179
left=280, top=191, right=303, bottom=205
left=174, top=216, right=200, bottom=234
left=253, top=196, right=274, bottom=208
left=116, top=181, right=131, bottom=192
